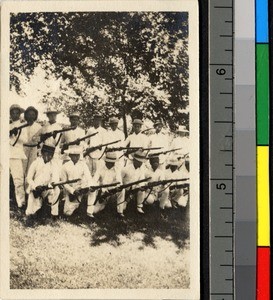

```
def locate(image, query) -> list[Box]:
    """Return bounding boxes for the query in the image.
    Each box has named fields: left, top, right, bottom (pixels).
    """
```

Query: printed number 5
left=216, top=183, right=226, bottom=190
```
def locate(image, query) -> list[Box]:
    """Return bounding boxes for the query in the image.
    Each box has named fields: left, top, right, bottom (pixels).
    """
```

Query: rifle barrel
left=84, top=140, right=121, bottom=157
left=122, top=177, right=151, bottom=189
left=52, top=178, right=81, bottom=187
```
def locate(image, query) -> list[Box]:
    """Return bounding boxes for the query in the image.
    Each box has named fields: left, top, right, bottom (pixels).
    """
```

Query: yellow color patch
left=257, top=146, right=270, bottom=246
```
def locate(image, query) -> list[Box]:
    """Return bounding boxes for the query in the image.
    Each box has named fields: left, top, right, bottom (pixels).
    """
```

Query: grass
left=10, top=196, right=190, bottom=289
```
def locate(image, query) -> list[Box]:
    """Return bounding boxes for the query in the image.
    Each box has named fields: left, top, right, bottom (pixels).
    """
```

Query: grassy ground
left=10, top=197, right=190, bottom=289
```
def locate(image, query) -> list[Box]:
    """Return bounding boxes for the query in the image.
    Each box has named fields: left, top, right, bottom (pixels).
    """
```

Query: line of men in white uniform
left=9, top=104, right=190, bottom=220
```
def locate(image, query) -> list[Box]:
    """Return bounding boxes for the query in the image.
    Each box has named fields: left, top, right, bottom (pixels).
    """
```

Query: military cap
left=167, top=158, right=179, bottom=166
left=105, top=152, right=117, bottom=163
left=149, top=154, right=160, bottom=161
left=24, top=106, right=38, bottom=119
left=65, top=145, right=82, bottom=155
left=109, top=117, right=119, bottom=124
left=177, top=125, right=189, bottom=133
left=154, top=119, right=163, bottom=126
left=93, top=113, right=103, bottom=119
left=133, top=150, right=147, bottom=163
left=44, top=109, right=60, bottom=114
left=132, top=119, right=143, bottom=125
left=68, top=112, right=80, bottom=118
left=10, top=104, right=25, bottom=114
left=41, top=144, right=55, bottom=154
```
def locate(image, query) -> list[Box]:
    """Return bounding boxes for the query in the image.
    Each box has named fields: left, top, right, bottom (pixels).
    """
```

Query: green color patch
left=256, top=44, right=269, bottom=145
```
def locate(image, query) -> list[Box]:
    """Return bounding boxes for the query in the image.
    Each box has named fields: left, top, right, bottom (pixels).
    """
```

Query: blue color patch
left=256, top=0, right=269, bottom=43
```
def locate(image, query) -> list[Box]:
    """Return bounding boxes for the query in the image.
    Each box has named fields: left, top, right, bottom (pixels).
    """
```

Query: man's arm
left=60, top=166, right=75, bottom=195
left=26, top=160, right=38, bottom=192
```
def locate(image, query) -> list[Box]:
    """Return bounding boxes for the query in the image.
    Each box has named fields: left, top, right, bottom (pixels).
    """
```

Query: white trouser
left=10, top=159, right=25, bottom=207
left=122, top=189, right=146, bottom=212
left=85, top=157, right=103, bottom=177
left=64, top=191, right=97, bottom=216
left=168, top=187, right=189, bottom=207
left=26, top=187, right=60, bottom=216
left=144, top=189, right=171, bottom=209
left=91, top=190, right=125, bottom=215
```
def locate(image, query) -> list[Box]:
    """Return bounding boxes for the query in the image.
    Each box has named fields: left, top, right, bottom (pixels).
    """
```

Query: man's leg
left=63, top=192, right=80, bottom=216
left=159, top=189, right=172, bottom=209
left=10, top=159, right=25, bottom=208
left=116, top=190, right=126, bottom=215
left=25, top=192, right=43, bottom=216
left=136, top=190, right=145, bottom=214
left=86, top=191, right=98, bottom=217
left=47, top=187, right=61, bottom=216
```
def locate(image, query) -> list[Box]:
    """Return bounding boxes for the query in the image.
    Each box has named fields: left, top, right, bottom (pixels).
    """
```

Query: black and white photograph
left=1, top=1, right=199, bottom=299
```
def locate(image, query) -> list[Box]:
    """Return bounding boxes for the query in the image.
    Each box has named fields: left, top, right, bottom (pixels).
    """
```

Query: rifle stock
left=84, top=139, right=121, bottom=157
left=9, top=123, right=30, bottom=136
left=98, top=177, right=151, bottom=201
left=149, top=148, right=183, bottom=157
left=32, top=178, right=81, bottom=198
left=61, top=132, right=98, bottom=152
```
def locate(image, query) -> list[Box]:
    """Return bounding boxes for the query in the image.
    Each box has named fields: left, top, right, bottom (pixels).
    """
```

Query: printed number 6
left=216, top=183, right=226, bottom=190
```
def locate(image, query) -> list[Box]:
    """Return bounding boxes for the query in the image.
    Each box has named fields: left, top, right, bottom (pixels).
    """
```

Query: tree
left=10, top=12, right=189, bottom=132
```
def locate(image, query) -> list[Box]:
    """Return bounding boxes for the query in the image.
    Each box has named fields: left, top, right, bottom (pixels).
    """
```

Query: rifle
left=74, top=182, right=121, bottom=197
left=32, top=178, right=81, bottom=199
left=61, top=132, right=98, bottom=154
left=98, top=177, right=151, bottom=202
left=24, top=126, right=77, bottom=147
left=105, top=146, right=141, bottom=153
left=177, top=153, right=189, bottom=160
left=98, top=146, right=141, bottom=159
left=169, top=182, right=189, bottom=191
left=83, top=140, right=121, bottom=157
left=10, top=123, right=30, bottom=137
left=130, top=178, right=189, bottom=193
left=149, top=148, right=183, bottom=157
left=119, top=147, right=162, bottom=159
left=141, top=127, right=154, bottom=134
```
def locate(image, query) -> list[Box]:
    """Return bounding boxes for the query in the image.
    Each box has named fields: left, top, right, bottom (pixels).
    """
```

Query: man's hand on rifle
left=61, top=144, right=69, bottom=154
left=75, top=139, right=81, bottom=145
left=10, top=128, right=18, bottom=137
left=41, top=132, right=52, bottom=142
left=52, top=131, right=58, bottom=139
left=73, top=189, right=82, bottom=197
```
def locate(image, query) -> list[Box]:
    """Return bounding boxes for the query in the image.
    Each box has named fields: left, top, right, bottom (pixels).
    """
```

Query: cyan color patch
left=256, top=0, right=269, bottom=43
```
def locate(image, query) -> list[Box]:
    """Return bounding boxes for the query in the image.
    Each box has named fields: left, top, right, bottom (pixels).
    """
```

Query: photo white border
left=1, top=1, right=200, bottom=299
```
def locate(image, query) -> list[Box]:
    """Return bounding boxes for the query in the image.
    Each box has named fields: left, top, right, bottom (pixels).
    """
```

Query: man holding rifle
left=170, top=125, right=190, bottom=171
left=124, top=119, right=149, bottom=160
left=32, top=109, right=63, bottom=165
left=148, top=119, right=170, bottom=169
left=143, top=155, right=171, bottom=210
left=61, top=146, right=97, bottom=218
left=86, top=113, right=108, bottom=176
left=120, top=150, right=149, bottom=214
left=90, top=152, right=124, bottom=217
left=26, top=144, right=61, bottom=218
left=59, top=112, right=86, bottom=163
left=9, top=104, right=29, bottom=209
left=165, top=157, right=189, bottom=208
left=23, top=106, right=42, bottom=187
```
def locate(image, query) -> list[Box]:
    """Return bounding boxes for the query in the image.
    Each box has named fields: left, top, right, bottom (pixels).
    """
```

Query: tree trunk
left=122, top=97, right=128, bottom=138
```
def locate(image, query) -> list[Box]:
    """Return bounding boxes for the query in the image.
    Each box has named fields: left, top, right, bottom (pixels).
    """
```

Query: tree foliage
left=10, top=12, right=189, bottom=129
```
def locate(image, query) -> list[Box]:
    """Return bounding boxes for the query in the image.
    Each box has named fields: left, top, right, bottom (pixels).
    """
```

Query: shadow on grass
left=10, top=194, right=189, bottom=250
left=88, top=199, right=189, bottom=249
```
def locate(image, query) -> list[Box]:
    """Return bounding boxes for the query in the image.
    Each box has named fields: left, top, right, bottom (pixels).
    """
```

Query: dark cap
left=94, top=113, right=103, bottom=119
left=24, top=106, right=38, bottom=121
left=41, top=144, right=55, bottom=154
left=132, top=119, right=143, bottom=125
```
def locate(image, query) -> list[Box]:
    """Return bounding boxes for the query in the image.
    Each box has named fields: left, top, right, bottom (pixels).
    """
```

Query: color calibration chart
left=256, top=0, right=271, bottom=299
left=210, top=0, right=271, bottom=299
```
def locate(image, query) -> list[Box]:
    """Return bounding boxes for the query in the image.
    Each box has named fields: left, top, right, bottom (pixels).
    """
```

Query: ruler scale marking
left=209, top=0, right=234, bottom=297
